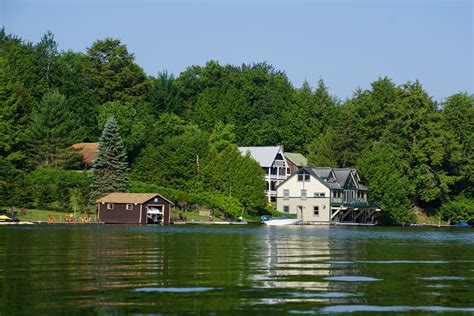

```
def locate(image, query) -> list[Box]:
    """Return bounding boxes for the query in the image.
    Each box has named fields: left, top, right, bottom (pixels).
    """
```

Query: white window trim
left=301, top=189, right=307, bottom=200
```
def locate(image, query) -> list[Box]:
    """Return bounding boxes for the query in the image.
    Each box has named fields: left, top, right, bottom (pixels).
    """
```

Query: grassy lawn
left=170, top=208, right=291, bottom=222
left=1, top=206, right=98, bottom=222
left=171, top=209, right=222, bottom=222
left=414, top=211, right=448, bottom=226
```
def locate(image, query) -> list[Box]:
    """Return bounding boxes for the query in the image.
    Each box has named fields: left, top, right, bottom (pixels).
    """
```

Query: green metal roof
left=284, top=152, right=308, bottom=167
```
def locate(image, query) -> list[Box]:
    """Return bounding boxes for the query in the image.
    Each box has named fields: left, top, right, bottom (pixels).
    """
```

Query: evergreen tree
left=148, top=71, right=180, bottom=115
left=357, top=143, right=414, bottom=224
left=28, top=90, right=78, bottom=167
left=311, top=79, right=337, bottom=135
left=307, top=128, right=340, bottom=167
left=91, top=116, right=128, bottom=198
left=57, top=50, right=99, bottom=141
left=442, top=93, right=474, bottom=197
left=35, top=31, right=60, bottom=89
left=132, top=124, right=209, bottom=190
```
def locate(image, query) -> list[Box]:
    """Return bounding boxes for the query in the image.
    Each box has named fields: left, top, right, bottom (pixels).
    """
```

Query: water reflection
left=0, top=225, right=473, bottom=314
left=253, top=226, right=333, bottom=290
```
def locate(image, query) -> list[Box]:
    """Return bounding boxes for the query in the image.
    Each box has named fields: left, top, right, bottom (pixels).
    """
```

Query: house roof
left=303, top=167, right=341, bottom=189
left=71, top=142, right=98, bottom=165
left=238, top=146, right=283, bottom=167
left=311, top=167, right=333, bottom=179
left=96, top=193, right=174, bottom=205
left=333, top=169, right=352, bottom=188
left=284, top=152, right=308, bottom=167
left=300, top=167, right=363, bottom=190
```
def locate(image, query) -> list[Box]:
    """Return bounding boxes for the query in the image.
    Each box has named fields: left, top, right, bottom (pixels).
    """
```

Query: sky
left=1, top=0, right=473, bottom=101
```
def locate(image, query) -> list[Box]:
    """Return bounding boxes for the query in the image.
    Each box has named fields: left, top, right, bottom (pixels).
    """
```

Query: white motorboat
left=263, top=217, right=300, bottom=226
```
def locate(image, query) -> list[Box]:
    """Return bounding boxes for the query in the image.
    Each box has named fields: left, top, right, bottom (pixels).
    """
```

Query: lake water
left=1, top=225, right=473, bottom=314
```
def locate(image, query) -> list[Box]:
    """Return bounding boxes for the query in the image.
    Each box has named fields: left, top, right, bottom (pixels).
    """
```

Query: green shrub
left=27, top=167, right=91, bottom=212
left=129, top=181, right=243, bottom=219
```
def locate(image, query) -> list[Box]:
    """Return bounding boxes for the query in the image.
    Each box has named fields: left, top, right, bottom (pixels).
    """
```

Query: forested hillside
left=0, top=30, right=472, bottom=223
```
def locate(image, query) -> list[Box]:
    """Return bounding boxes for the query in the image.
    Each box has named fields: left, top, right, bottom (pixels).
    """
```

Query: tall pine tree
left=91, top=116, right=128, bottom=198
left=28, top=90, right=78, bottom=167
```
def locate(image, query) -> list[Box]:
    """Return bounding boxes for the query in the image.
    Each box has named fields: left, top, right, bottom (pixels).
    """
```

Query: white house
left=238, top=146, right=291, bottom=202
left=276, top=167, right=378, bottom=224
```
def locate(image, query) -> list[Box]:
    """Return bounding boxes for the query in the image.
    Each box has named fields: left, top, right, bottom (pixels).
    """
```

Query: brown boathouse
left=97, top=193, right=173, bottom=224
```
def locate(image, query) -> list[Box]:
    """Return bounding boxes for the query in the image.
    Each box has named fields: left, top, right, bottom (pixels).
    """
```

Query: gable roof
left=311, top=167, right=333, bottom=179
left=96, top=193, right=174, bottom=205
left=238, top=146, right=283, bottom=167
left=333, top=169, right=352, bottom=188
left=71, top=142, right=98, bottom=165
left=295, top=167, right=364, bottom=190
left=302, top=167, right=340, bottom=189
left=284, top=152, right=308, bottom=167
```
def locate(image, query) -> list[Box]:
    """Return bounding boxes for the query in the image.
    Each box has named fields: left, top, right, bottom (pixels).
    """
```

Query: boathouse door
left=147, top=205, right=164, bottom=224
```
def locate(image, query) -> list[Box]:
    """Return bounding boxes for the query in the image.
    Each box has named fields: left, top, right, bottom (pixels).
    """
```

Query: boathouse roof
left=96, top=193, right=174, bottom=205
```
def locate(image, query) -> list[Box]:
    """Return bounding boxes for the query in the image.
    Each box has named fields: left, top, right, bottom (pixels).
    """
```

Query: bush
left=438, top=195, right=474, bottom=224
left=129, top=181, right=243, bottom=219
left=27, top=167, right=91, bottom=212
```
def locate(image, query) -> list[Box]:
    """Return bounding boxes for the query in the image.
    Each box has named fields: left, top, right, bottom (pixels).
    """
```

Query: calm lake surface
left=1, top=225, right=474, bottom=315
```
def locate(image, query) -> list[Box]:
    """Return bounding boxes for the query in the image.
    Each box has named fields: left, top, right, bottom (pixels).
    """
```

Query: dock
left=174, top=221, right=248, bottom=225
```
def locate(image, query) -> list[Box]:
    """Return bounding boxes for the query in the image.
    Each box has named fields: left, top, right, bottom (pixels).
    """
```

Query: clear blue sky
left=2, top=0, right=472, bottom=101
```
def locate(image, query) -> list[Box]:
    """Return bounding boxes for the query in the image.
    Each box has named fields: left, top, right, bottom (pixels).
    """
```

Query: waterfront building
left=276, top=167, right=378, bottom=224
left=284, top=152, right=308, bottom=173
left=238, top=146, right=306, bottom=202
left=97, top=192, right=173, bottom=224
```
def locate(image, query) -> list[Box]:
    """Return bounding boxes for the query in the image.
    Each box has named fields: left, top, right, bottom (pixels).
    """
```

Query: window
left=283, top=206, right=289, bottom=213
left=287, top=168, right=291, bottom=174
left=301, top=189, right=307, bottom=200
left=313, top=206, right=319, bottom=216
left=297, top=174, right=310, bottom=182
left=314, top=192, right=326, bottom=197
left=154, top=198, right=159, bottom=202
left=126, top=204, right=133, bottom=210
left=106, top=203, right=114, bottom=210
left=283, top=189, right=289, bottom=200
left=271, top=181, right=277, bottom=190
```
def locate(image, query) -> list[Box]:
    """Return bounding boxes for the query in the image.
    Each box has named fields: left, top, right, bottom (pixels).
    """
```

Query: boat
left=263, top=217, right=301, bottom=226
left=455, top=221, right=470, bottom=227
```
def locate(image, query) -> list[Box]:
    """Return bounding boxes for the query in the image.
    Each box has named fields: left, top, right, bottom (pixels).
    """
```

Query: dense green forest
left=0, top=30, right=472, bottom=223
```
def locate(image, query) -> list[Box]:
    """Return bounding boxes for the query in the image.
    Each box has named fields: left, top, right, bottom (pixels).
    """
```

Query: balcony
left=273, top=160, right=286, bottom=168
left=332, top=198, right=369, bottom=207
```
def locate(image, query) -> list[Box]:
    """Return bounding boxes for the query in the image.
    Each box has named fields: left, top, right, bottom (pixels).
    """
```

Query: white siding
left=276, top=174, right=331, bottom=222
